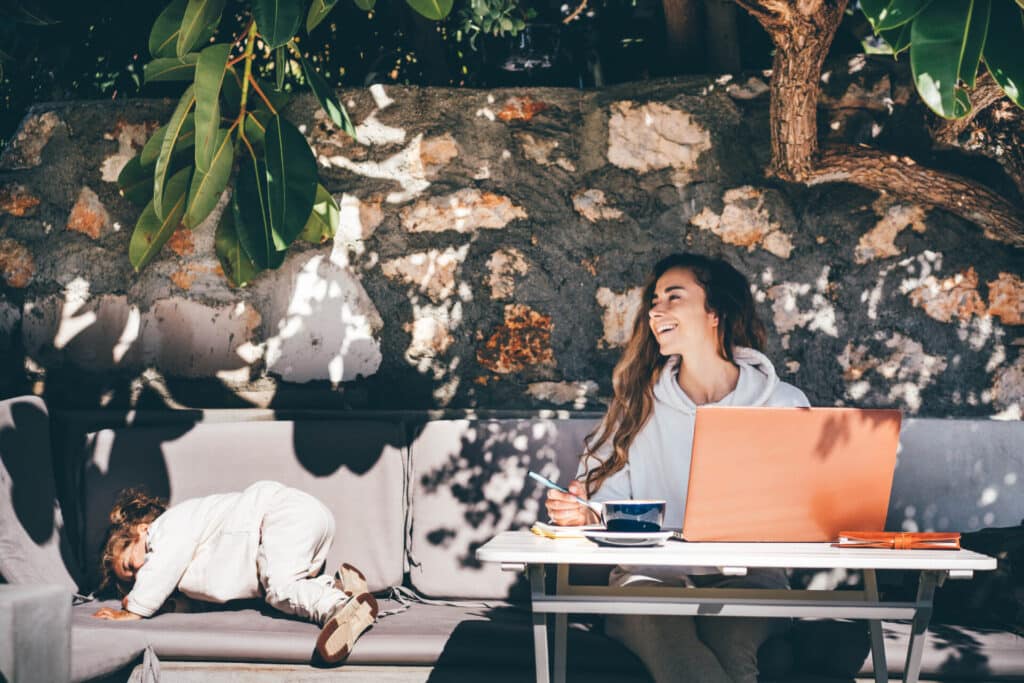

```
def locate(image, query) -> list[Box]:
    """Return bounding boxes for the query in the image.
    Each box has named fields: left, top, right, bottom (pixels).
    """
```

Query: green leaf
left=353, top=0, right=376, bottom=10
left=265, top=115, right=318, bottom=250
left=234, top=149, right=285, bottom=269
left=405, top=0, right=454, bottom=21
left=960, top=0, right=991, bottom=88
left=234, top=114, right=317, bottom=266
left=221, top=65, right=244, bottom=118
left=984, top=1, right=1024, bottom=107
left=243, top=109, right=272, bottom=154
left=193, top=43, right=231, bottom=172
left=117, top=155, right=154, bottom=207
left=275, top=45, right=286, bottom=91
left=129, top=167, right=192, bottom=271
left=184, top=128, right=234, bottom=228
left=252, top=0, right=305, bottom=49
left=143, top=54, right=199, bottom=83
left=149, top=0, right=188, bottom=58
left=154, top=85, right=196, bottom=218
left=141, top=115, right=195, bottom=168
left=215, top=205, right=261, bottom=287
left=910, top=2, right=988, bottom=119
left=299, top=184, right=339, bottom=243
left=3, top=2, right=58, bottom=25
left=861, top=0, right=934, bottom=31
left=177, top=0, right=226, bottom=57
left=298, top=51, right=356, bottom=138
left=150, top=0, right=220, bottom=58
left=307, top=0, right=341, bottom=32
left=880, top=23, right=913, bottom=55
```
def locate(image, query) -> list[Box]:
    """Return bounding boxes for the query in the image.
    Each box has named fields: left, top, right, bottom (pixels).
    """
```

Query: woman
left=546, top=253, right=809, bottom=683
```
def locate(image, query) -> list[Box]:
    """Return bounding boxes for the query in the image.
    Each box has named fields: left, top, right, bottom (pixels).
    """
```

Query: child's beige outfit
left=126, top=480, right=349, bottom=625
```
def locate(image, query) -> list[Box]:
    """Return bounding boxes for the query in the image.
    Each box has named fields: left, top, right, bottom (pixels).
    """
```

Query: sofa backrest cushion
left=0, top=395, right=81, bottom=590
left=888, top=418, right=1024, bottom=533
left=81, top=419, right=407, bottom=592
left=408, top=417, right=601, bottom=600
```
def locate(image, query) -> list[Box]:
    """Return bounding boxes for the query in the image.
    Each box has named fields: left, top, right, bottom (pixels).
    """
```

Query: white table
left=476, top=531, right=997, bottom=683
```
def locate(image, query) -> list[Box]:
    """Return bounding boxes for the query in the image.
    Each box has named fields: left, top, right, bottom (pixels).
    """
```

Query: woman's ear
left=135, top=523, right=150, bottom=535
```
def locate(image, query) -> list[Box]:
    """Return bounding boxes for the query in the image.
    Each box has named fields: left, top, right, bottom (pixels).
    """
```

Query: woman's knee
left=697, top=616, right=784, bottom=683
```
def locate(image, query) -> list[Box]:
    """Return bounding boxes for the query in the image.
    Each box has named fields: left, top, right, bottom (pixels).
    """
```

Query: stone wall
left=0, top=76, right=1021, bottom=417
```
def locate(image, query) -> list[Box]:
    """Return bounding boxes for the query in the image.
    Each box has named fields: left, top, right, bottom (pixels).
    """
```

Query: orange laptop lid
left=681, top=406, right=902, bottom=542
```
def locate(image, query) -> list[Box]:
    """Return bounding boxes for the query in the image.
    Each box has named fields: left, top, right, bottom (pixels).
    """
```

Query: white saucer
left=582, top=529, right=673, bottom=547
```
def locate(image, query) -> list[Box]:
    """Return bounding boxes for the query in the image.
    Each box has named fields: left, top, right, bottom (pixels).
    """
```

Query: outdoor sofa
left=1, top=393, right=1022, bottom=682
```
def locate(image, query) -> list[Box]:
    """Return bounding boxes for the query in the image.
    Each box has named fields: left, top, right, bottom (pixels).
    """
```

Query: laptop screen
left=681, top=406, right=902, bottom=542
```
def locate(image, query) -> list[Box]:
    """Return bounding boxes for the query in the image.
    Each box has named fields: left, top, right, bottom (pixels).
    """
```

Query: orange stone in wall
left=477, top=304, right=556, bottom=374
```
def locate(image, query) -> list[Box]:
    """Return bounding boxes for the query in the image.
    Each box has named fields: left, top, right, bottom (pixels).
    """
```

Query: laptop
left=680, top=406, right=902, bottom=542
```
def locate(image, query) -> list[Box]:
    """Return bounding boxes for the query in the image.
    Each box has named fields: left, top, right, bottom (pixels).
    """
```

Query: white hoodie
left=578, top=347, right=809, bottom=531
left=125, top=480, right=285, bottom=617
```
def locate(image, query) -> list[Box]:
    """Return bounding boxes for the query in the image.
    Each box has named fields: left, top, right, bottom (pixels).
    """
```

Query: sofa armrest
left=0, top=584, right=71, bottom=682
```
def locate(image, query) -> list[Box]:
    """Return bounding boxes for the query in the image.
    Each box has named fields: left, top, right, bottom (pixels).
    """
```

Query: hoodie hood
left=652, top=346, right=781, bottom=414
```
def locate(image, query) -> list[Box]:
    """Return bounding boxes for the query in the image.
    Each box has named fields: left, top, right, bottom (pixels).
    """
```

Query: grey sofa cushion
left=888, top=418, right=1024, bottom=533
left=81, top=419, right=407, bottom=592
left=72, top=600, right=1024, bottom=681
left=409, top=418, right=601, bottom=600
left=0, top=395, right=80, bottom=589
left=72, top=599, right=647, bottom=678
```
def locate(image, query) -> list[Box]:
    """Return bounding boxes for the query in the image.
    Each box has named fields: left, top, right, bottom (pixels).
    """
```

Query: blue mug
left=603, top=500, right=666, bottom=532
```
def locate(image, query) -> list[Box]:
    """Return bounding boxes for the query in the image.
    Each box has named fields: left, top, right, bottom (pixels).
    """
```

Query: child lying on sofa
left=92, top=480, right=378, bottom=664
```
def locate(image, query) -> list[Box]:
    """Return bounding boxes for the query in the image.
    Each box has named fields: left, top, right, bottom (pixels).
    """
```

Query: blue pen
left=528, top=471, right=604, bottom=517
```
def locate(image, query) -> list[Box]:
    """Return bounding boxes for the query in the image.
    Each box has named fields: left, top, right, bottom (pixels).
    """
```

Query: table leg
left=863, top=569, right=889, bottom=683
left=529, top=564, right=550, bottom=683
left=903, top=570, right=939, bottom=683
left=553, top=613, right=567, bottom=683
left=553, top=565, right=569, bottom=683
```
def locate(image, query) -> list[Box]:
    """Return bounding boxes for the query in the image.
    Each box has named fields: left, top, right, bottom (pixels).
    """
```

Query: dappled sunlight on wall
left=0, top=77, right=1019, bottom=412
left=258, top=238, right=383, bottom=385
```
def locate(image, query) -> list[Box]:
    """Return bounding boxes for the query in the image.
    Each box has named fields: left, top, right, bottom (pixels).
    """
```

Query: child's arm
left=123, top=522, right=200, bottom=617
left=92, top=607, right=142, bottom=620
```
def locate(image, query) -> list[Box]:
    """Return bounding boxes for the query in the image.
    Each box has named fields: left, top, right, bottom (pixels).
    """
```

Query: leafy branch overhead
left=861, top=0, right=1024, bottom=119
left=117, top=0, right=452, bottom=287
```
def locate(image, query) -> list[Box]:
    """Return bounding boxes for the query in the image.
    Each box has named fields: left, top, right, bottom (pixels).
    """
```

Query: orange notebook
left=834, top=531, right=961, bottom=550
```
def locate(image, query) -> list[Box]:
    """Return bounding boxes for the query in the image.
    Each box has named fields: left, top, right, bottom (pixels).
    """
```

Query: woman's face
left=648, top=267, right=719, bottom=356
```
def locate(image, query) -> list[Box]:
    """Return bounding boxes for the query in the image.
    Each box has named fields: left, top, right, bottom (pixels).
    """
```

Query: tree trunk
left=662, top=0, right=702, bottom=70
left=735, top=0, right=1023, bottom=245
left=704, top=0, right=741, bottom=73
left=809, top=145, right=1024, bottom=247
left=409, top=10, right=451, bottom=85
left=758, top=3, right=848, bottom=181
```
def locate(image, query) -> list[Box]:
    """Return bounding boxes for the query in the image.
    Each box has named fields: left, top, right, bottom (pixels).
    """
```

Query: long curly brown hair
left=98, top=487, right=167, bottom=594
left=581, top=253, right=767, bottom=496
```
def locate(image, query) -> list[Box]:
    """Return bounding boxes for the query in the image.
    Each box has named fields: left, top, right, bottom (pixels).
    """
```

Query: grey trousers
left=604, top=570, right=788, bottom=683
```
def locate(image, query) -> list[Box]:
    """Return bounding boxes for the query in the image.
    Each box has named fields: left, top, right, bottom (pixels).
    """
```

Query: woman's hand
left=92, top=607, right=142, bottom=621
left=545, top=480, right=600, bottom=526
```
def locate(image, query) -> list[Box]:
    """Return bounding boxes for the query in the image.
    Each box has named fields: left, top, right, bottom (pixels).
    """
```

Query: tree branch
left=808, top=145, right=1024, bottom=247
left=732, top=0, right=789, bottom=24
left=562, top=0, right=588, bottom=24
left=929, top=72, right=1006, bottom=146
left=751, top=0, right=847, bottom=180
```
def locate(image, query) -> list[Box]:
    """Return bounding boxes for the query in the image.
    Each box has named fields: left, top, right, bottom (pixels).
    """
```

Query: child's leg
left=256, top=487, right=349, bottom=625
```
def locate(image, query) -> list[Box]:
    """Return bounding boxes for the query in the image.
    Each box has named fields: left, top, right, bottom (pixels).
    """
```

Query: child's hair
left=98, top=487, right=167, bottom=595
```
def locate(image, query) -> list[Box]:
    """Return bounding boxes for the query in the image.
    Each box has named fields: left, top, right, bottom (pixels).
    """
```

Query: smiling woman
left=543, top=252, right=810, bottom=683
